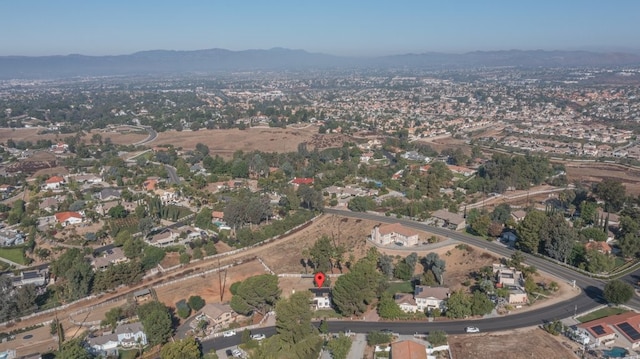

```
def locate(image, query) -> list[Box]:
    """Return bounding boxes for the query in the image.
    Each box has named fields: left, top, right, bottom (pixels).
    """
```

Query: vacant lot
left=154, top=258, right=267, bottom=308
left=448, top=327, right=579, bottom=359
left=152, top=126, right=350, bottom=158
left=0, top=127, right=147, bottom=146
left=565, top=162, right=640, bottom=195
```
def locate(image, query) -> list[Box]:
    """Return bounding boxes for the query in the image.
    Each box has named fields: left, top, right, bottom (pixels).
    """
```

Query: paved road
left=165, top=164, right=180, bottom=184
left=134, top=126, right=158, bottom=146
left=200, top=208, right=640, bottom=352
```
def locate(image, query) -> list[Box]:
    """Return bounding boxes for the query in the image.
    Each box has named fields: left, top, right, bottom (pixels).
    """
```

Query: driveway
left=347, top=333, right=367, bottom=359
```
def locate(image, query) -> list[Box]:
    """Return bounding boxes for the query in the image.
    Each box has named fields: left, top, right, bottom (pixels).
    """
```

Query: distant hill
left=1, top=48, right=640, bottom=79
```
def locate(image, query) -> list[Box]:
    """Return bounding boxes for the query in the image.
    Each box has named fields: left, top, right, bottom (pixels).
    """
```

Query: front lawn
left=385, top=281, right=413, bottom=295
left=0, top=247, right=26, bottom=265
left=577, top=307, right=628, bottom=323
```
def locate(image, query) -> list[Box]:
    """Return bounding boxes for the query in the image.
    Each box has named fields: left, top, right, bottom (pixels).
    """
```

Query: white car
left=231, top=349, right=243, bottom=357
left=223, top=330, right=237, bottom=337
left=251, top=333, right=266, bottom=341
left=465, top=326, right=480, bottom=333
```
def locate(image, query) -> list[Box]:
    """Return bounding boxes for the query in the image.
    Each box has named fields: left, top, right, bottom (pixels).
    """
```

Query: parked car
left=231, top=349, right=242, bottom=358
left=225, top=349, right=233, bottom=357
left=465, top=326, right=480, bottom=333
left=251, top=333, right=266, bottom=341
left=223, top=330, right=236, bottom=337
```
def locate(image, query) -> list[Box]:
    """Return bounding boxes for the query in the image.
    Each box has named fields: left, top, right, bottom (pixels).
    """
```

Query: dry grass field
left=448, top=327, right=579, bottom=359
left=0, top=127, right=148, bottom=146
left=565, top=161, right=640, bottom=196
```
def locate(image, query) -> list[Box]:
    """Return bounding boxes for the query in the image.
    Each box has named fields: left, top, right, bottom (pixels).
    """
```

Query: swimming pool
left=603, top=347, right=628, bottom=358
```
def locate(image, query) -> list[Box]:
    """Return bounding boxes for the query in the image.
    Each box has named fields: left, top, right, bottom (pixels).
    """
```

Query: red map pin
left=314, top=272, right=326, bottom=288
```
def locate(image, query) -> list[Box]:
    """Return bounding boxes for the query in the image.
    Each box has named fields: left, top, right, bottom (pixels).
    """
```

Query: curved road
left=201, top=208, right=640, bottom=352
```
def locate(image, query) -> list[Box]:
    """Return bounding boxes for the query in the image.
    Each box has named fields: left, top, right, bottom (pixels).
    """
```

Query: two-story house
left=87, top=322, right=147, bottom=357
left=370, top=223, right=420, bottom=246
left=309, top=288, right=332, bottom=310
left=396, top=286, right=450, bottom=313
left=192, top=303, right=236, bottom=331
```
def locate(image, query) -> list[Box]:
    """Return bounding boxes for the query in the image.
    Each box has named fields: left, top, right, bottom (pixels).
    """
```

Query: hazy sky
left=2, top=0, right=639, bottom=56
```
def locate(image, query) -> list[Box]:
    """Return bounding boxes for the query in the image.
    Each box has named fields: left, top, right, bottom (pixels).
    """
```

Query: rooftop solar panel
left=591, top=325, right=606, bottom=335
left=617, top=322, right=640, bottom=341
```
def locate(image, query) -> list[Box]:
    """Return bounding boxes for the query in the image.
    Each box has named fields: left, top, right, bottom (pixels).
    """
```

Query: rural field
left=564, top=161, right=640, bottom=195
left=448, top=327, right=580, bottom=359
left=0, top=126, right=148, bottom=146
left=152, top=126, right=351, bottom=158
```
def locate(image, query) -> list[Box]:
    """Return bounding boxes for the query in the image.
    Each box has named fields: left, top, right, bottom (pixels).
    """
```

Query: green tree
left=347, top=196, right=375, bottom=212
left=470, top=291, right=494, bottom=316
left=137, top=301, right=174, bottom=346
left=230, top=274, right=280, bottom=315
left=366, top=331, right=393, bottom=346
left=102, top=307, right=124, bottom=330
left=516, top=210, right=546, bottom=253
left=585, top=249, right=615, bottom=273
left=603, top=280, right=634, bottom=305
left=327, top=334, right=353, bottom=359
left=595, top=179, right=626, bottom=212
left=377, top=293, right=405, bottom=319
left=445, top=290, right=471, bottom=319
left=541, top=213, right=577, bottom=263
left=469, top=214, right=491, bottom=237
left=332, top=255, right=386, bottom=316
left=427, top=330, right=448, bottom=346
left=108, top=204, right=128, bottom=218
left=490, top=203, right=511, bottom=224
left=58, top=338, right=94, bottom=359
left=160, top=336, right=202, bottom=359
left=195, top=207, right=213, bottom=229
left=309, top=236, right=336, bottom=274
left=188, top=295, right=206, bottom=311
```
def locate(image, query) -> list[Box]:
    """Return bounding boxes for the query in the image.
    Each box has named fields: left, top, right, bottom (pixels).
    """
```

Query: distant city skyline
left=1, top=0, right=639, bottom=57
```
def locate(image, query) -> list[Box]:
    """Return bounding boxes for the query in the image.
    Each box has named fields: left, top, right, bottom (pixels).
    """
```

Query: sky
left=1, top=0, right=639, bottom=57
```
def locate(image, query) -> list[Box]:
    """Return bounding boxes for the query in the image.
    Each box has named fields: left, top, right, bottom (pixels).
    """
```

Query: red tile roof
left=45, top=176, right=64, bottom=184
left=55, top=211, right=82, bottom=222
left=378, top=223, right=419, bottom=238
left=391, top=340, right=427, bottom=359
left=579, top=312, right=640, bottom=343
left=291, top=177, right=314, bottom=185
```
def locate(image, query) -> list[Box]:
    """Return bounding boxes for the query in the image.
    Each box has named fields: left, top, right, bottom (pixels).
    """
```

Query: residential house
left=44, top=176, right=64, bottom=190
left=11, top=269, right=48, bottom=287
left=391, top=340, right=427, bottom=359
left=143, top=178, right=158, bottom=191
left=0, top=229, right=25, bottom=247
left=211, top=211, right=225, bottom=223
left=0, top=184, right=14, bottom=195
left=50, top=143, right=68, bottom=154
left=371, top=223, right=420, bottom=246
left=511, top=210, right=527, bottom=222
left=154, top=188, right=177, bottom=203
left=97, top=188, right=121, bottom=202
left=39, top=196, right=60, bottom=212
left=585, top=241, right=612, bottom=254
left=71, top=174, right=102, bottom=184
left=192, top=303, right=236, bottom=330
left=290, top=177, right=314, bottom=187
left=92, top=247, right=129, bottom=271
left=447, top=165, right=475, bottom=177
left=54, top=211, right=83, bottom=227
left=493, top=264, right=524, bottom=287
left=401, top=151, right=430, bottom=163
left=578, top=312, right=640, bottom=348
left=396, top=286, right=449, bottom=313
left=87, top=322, right=147, bottom=357
left=430, top=209, right=466, bottom=230
left=146, top=229, right=179, bottom=247
left=309, top=288, right=332, bottom=310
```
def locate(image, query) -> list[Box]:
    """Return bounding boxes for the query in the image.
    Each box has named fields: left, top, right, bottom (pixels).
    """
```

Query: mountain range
left=1, top=48, right=640, bottom=79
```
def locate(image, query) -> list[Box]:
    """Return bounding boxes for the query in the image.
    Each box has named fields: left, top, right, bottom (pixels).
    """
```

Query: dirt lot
left=565, top=161, right=640, bottom=196
left=154, top=258, right=268, bottom=308
left=449, top=327, right=579, bottom=359
left=152, top=126, right=349, bottom=158
left=0, top=127, right=148, bottom=146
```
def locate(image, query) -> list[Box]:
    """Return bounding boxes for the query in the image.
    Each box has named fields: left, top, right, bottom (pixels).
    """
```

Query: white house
left=396, top=286, right=449, bottom=313
left=370, top=223, right=420, bottom=246
left=309, top=288, right=332, bottom=310
left=54, top=211, right=83, bottom=227
left=44, top=176, right=64, bottom=190
left=87, top=322, right=147, bottom=356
